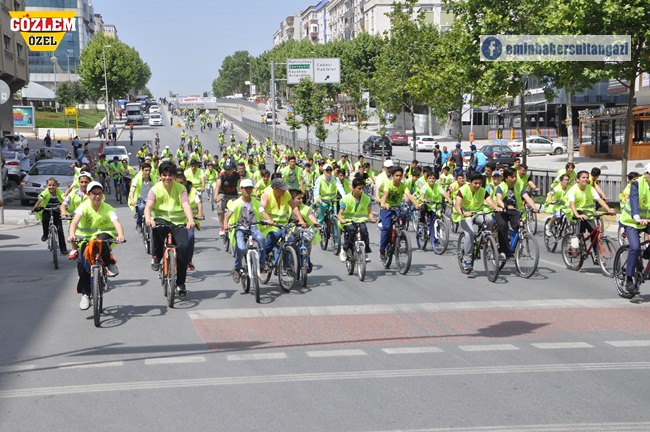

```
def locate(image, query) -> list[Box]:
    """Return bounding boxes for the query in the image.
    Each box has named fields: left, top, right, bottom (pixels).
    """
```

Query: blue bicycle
left=416, top=201, right=450, bottom=254
left=261, top=223, right=298, bottom=292
left=290, top=225, right=317, bottom=288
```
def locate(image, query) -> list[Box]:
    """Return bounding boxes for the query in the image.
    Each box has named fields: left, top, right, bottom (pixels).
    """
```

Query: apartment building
left=0, top=0, right=29, bottom=134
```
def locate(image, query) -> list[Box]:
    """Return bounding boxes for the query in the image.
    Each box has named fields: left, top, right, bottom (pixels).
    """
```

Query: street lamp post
left=102, top=45, right=111, bottom=126
left=50, top=55, right=58, bottom=112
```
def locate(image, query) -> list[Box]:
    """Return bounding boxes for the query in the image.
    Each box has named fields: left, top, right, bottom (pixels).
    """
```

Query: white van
left=264, top=111, right=279, bottom=125
left=125, top=102, right=144, bottom=125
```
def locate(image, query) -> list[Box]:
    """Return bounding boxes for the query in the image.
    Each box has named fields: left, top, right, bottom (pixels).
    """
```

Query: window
left=13, top=0, right=19, bottom=10
left=16, top=42, right=23, bottom=57
left=4, top=34, right=11, bottom=51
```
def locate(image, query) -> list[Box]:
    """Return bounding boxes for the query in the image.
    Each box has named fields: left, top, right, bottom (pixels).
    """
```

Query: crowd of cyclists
left=30, top=105, right=650, bottom=311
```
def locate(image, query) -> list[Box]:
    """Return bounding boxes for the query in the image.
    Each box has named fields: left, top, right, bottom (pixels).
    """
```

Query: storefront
left=578, top=106, right=650, bottom=159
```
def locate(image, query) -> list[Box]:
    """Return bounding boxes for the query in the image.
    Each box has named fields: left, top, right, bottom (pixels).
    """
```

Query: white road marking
left=58, top=361, right=124, bottom=369
left=188, top=298, right=646, bottom=320
left=606, top=340, right=650, bottom=347
left=227, top=353, right=288, bottom=361
left=382, top=347, right=444, bottom=354
left=531, top=342, right=594, bottom=349
left=144, top=356, right=206, bottom=365
left=3, top=361, right=650, bottom=399
left=363, top=421, right=650, bottom=431
left=306, top=349, right=367, bottom=358
left=459, top=344, right=519, bottom=352
left=0, top=365, right=35, bottom=373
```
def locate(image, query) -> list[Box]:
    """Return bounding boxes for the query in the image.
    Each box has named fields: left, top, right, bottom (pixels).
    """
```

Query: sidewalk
left=0, top=208, right=38, bottom=231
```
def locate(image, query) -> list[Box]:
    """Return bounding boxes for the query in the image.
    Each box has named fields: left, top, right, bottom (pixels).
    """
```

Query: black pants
left=495, top=209, right=521, bottom=255
left=76, top=233, right=115, bottom=295
left=151, top=219, right=190, bottom=285
left=42, top=209, right=66, bottom=253
left=342, top=224, right=371, bottom=253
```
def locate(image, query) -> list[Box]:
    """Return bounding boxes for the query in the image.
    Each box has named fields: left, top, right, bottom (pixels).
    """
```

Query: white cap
left=165, top=145, right=169, bottom=148
left=240, top=179, right=254, bottom=188
left=78, top=171, right=92, bottom=180
left=323, top=163, right=333, bottom=170
left=87, top=181, right=103, bottom=192
left=383, top=160, right=394, bottom=168
left=644, top=163, right=650, bottom=174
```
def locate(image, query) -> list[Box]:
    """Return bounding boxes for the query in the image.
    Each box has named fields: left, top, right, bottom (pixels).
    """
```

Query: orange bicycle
left=561, top=213, right=617, bottom=277
left=154, top=223, right=180, bottom=308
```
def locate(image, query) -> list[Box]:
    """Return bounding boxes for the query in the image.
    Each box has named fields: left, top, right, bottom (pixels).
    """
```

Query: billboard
left=13, top=106, right=35, bottom=127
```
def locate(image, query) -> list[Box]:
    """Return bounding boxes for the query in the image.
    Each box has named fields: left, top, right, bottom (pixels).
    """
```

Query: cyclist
left=109, top=156, right=123, bottom=195
left=417, top=170, right=451, bottom=225
left=260, top=178, right=305, bottom=255
left=544, top=173, right=571, bottom=236
left=378, top=166, right=420, bottom=261
left=619, top=164, right=650, bottom=294
left=161, top=146, right=173, bottom=161
left=154, top=133, right=160, bottom=152
left=121, top=159, right=136, bottom=194
left=338, top=176, right=376, bottom=263
left=620, top=172, right=641, bottom=206
left=567, top=170, right=615, bottom=249
left=204, top=161, right=218, bottom=196
left=254, top=169, right=271, bottom=197
left=214, top=158, right=241, bottom=236
left=374, top=160, right=394, bottom=203
left=494, top=167, right=539, bottom=260
left=180, top=130, right=187, bottom=146
left=144, top=161, right=196, bottom=297
left=184, top=159, right=205, bottom=198
left=337, top=169, right=352, bottom=194
left=175, top=172, right=202, bottom=271
left=281, top=155, right=303, bottom=190
left=314, top=163, right=346, bottom=226
left=246, top=134, right=253, bottom=152
left=453, top=171, right=500, bottom=274
left=61, top=171, right=92, bottom=260
left=516, top=164, right=539, bottom=193
left=288, top=188, right=321, bottom=272
left=230, top=134, right=236, bottom=145
left=68, top=181, right=124, bottom=310
left=224, top=178, right=267, bottom=283
left=96, top=154, right=110, bottom=189
left=32, top=177, right=68, bottom=256
left=128, top=162, right=154, bottom=233
left=551, top=162, right=577, bottom=189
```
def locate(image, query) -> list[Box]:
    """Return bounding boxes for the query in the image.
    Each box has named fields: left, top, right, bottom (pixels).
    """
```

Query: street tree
left=291, top=77, right=328, bottom=147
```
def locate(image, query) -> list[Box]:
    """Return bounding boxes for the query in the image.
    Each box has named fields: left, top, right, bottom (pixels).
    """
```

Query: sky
left=90, top=0, right=311, bottom=98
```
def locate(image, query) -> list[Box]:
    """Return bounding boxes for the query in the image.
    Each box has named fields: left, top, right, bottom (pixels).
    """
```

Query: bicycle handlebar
left=229, top=221, right=269, bottom=230
left=71, top=237, right=125, bottom=244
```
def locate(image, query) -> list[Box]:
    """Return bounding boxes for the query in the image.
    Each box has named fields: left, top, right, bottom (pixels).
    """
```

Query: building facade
left=273, top=13, right=301, bottom=46
left=0, top=0, right=30, bottom=134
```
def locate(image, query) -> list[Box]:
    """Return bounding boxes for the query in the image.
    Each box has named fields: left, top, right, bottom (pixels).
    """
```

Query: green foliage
left=212, top=50, right=252, bottom=97
left=291, top=77, right=328, bottom=141
left=315, top=122, right=328, bottom=143
left=78, top=33, right=150, bottom=101
left=35, top=109, right=105, bottom=129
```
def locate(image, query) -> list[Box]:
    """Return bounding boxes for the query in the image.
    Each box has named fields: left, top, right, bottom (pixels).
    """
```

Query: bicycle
left=561, top=213, right=617, bottom=277
left=401, top=202, right=419, bottom=232
left=34, top=207, right=71, bottom=270
left=523, top=203, right=539, bottom=235
left=153, top=223, right=184, bottom=308
left=135, top=200, right=152, bottom=255
left=98, top=171, right=111, bottom=195
left=613, top=238, right=650, bottom=299
left=206, top=181, right=216, bottom=212
left=319, top=200, right=341, bottom=256
left=455, top=211, right=500, bottom=282
left=114, top=174, right=127, bottom=204
left=231, top=221, right=267, bottom=303
left=380, top=206, right=412, bottom=275
left=74, top=237, right=122, bottom=327
left=342, top=219, right=370, bottom=281
left=416, top=202, right=450, bottom=255
left=261, top=223, right=298, bottom=292
left=498, top=209, right=540, bottom=278
left=543, top=208, right=573, bottom=253
left=290, top=225, right=317, bottom=288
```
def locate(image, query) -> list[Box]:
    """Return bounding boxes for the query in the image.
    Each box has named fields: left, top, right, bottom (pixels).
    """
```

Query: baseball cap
left=470, top=144, right=477, bottom=150
left=323, top=163, right=333, bottom=170
left=87, top=181, right=103, bottom=192
left=645, top=163, right=650, bottom=174
left=78, top=171, right=92, bottom=180
left=383, top=160, right=394, bottom=168
left=456, top=142, right=462, bottom=147
left=240, top=179, right=254, bottom=188
left=271, top=178, right=290, bottom=190
left=165, top=145, right=169, bottom=148
left=328, top=153, right=333, bottom=157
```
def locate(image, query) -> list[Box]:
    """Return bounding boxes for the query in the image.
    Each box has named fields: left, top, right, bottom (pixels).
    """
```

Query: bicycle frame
left=577, top=217, right=606, bottom=257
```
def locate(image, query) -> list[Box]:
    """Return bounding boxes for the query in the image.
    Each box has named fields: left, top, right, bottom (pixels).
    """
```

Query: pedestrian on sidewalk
left=129, top=129, right=134, bottom=146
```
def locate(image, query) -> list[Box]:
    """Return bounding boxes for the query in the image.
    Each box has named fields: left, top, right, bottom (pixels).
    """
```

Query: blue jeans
left=379, top=208, right=406, bottom=252
left=188, top=228, right=195, bottom=262
left=624, top=225, right=650, bottom=277
left=135, top=200, right=145, bottom=224
left=235, top=227, right=266, bottom=270
left=264, top=228, right=285, bottom=255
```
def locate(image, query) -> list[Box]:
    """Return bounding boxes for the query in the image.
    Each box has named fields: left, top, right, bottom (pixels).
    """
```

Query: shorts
left=217, top=194, right=238, bottom=214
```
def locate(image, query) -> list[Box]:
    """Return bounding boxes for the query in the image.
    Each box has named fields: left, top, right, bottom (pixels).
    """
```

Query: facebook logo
left=481, top=36, right=502, bottom=60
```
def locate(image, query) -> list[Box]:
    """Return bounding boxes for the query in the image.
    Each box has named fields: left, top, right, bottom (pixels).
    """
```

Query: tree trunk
left=565, top=87, right=574, bottom=164
left=621, top=81, right=636, bottom=189
left=428, top=105, right=433, bottom=136
left=520, top=87, right=527, bottom=166
left=411, top=104, right=417, bottom=161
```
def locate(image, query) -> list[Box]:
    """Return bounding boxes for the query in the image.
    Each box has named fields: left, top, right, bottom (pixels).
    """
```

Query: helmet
left=223, top=159, right=235, bottom=170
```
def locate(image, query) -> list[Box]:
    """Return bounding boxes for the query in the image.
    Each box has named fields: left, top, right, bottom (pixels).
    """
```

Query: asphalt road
left=2, top=107, right=650, bottom=431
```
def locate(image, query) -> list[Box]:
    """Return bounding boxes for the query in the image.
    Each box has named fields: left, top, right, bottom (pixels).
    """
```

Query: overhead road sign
left=314, top=58, right=340, bottom=84
left=287, top=58, right=313, bottom=84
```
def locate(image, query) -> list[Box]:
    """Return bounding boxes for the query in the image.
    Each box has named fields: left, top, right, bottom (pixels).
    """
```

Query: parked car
left=409, top=135, right=438, bottom=152
left=19, top=159, right=75, bottom=205
left=44, top=148, right=72, bottom=160
left=2, top=134, right=29, bottom=150
left=149, top=105, right=161, bottom=114
left=479, top=145, right=518, bottom=166
left=2, top=150, right=21, bottom=182
left=101, top=146, right=130, bottom=163
left=362, top=136, right=392, bottom=157
left=149, top=113, right=163, bottom=126
left=263, top=111, right=280, bottom=124
left=387, top=129, right=409, bottom=146
left=509, top=136, right=567, bottom=155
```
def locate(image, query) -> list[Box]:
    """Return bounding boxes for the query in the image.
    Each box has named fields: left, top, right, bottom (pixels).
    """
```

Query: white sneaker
left=570, top=237, right=580, bottom=249
left=545, top=225, right=552, bottom=236
left=106, top=263, right=119, bottom=277
left=365, top=256, right=371, bottom=263
left=340, top=250, right=347, bottom=262
left=219, top=228, right=225, bottom=236
left=79, top=294, right=90, bottom=310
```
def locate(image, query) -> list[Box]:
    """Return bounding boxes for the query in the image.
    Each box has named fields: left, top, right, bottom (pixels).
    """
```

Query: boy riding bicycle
left=338, top=176, right=376, bottom=263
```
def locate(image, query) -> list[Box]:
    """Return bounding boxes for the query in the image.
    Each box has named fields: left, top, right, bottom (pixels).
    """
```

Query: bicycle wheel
left=415, top=222, right=427, bottom=251
left=250, top=258, right=261, bottom=303
left=117, top=183, right=124, bottom=204
left=300, top=250, right=308, bottom=288
left=210, top=191, right=215, bottom=212
left=613, top=246, right=637, bottom=299
left=431, top=218, right=450, bottom=255
left=50, top=226, right=59, bottom=270
left=346, top=248, right=355, bottom=275
left=145, top=226, right=153, bottom=255
left=456, top=232, right=467, bottom=273
left=395, top=231, right=412, bottom=275
left=526, top=208, right=538, bottom=235
left=278, top=246, right=297, bottom=292
left=561, top=234, right=585, bottom=271
left=223, top=232, right=230, bottom=253
left=332, top=222, right=341, bottom=256
left=105, top=178, right=111, bottom=195
left=514, top=232, right=539, bottom=278
left=543, top=219, right=559, bottom=253
left=261, top=251, right=273, bottom=284
left=320, top=223, right=329, bottom=250
left=617, top=225, right=628, bottom=246
left=382, top=241, right=394, bottom=269
left=166, top=250, right=176, bottom=308
left=482, top=233, right=500, bottom=282
left=92, top=266, right=102, bottom=327
left=356, top=245, right=366, bottom=281
left=597, top=236, right=617, bottom=278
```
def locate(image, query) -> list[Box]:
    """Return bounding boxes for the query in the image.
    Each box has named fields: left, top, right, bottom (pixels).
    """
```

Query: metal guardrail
left=221, top=109, right=624, bottom=202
